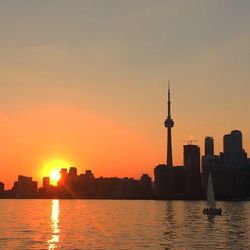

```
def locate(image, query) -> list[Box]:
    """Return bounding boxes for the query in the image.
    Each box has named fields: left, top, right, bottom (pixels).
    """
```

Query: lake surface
left=0, top=200, right=250, bottom=249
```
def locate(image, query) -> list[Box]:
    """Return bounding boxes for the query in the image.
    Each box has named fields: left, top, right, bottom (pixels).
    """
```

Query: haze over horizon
left=0, top=1, right=249, bottom=189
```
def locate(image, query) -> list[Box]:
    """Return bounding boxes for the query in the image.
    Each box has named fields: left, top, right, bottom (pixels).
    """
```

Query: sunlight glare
left=48, top=200, right=60, bottom=249
left=42, top=159, right=71, bottom=186
left=50, top=170, right=60, bottom=184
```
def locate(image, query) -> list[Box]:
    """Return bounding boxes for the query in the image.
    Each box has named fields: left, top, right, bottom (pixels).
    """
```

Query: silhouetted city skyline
left=1, top=2, right=249, bottom=250
left=155, top=85, right=250, bottom=200
left=1, top=88, right=250, bottom=200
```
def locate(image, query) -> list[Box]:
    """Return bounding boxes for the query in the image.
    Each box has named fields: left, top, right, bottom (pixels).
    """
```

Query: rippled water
left=0, top=200, right=250, bottom=249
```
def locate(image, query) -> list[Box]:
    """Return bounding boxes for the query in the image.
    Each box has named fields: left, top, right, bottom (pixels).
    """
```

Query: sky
left=0, top=0, right=249, bottom=188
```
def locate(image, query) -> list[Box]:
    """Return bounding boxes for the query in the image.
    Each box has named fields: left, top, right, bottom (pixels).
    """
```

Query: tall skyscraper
left=0, top=182, right=4, bottom=192
left=14, top=175, right=38, bottom=198
left=184, top=144, right=201, bottom=198
left=223, top=130, right=247, bottom=168
left=164, top=81, right=174, bottom=167
left=202, top=137, right=221, bottom=196
left=43, top=177, right=50, bottom=190
left=154, top=83, right=175, bottom=199
left=205, top=136, right=214, bottom=156
left=69, top=167, right=77, bottom=176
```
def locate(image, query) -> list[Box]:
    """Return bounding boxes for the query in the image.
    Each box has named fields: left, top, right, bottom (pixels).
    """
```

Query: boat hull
left=203, top=208, right=222, bottom=216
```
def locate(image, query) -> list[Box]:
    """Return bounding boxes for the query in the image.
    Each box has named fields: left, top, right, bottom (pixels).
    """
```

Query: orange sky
left=0, top=1, right=250, bottom=188
left=0, top=104, right=164, bottom=188
left=1, top=100, right=250, bottom=189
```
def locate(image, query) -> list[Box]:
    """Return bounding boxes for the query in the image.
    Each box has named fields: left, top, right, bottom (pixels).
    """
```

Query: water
left=0, top=200, right=250, bottom=249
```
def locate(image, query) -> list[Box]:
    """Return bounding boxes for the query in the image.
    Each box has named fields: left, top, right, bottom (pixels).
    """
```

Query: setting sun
left=41, top=159, right=71, bottom=186
left=50, top=170, right=61, bottom=184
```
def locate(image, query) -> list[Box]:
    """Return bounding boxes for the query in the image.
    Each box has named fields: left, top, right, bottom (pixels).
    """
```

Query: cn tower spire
left=168, top=80, right=171, bottom=119
left=164, top=80, right=174, bottom=167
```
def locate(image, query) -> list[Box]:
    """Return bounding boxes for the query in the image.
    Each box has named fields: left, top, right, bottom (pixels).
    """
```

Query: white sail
left=207, top=172, right=216, bottom=208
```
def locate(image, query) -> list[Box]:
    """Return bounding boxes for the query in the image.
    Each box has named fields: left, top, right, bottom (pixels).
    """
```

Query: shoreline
left=1, top=197, right=250, bottom=201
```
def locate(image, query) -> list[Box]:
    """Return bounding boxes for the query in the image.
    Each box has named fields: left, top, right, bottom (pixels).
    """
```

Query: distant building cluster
left=154, top=84, right=250, bottom=200
left=0, top=168, right=153, bottom=199
left=154, top=131, right=250, bottom=200
left=41, top=168, right=152, bottom=199
left=0, top=175, right=38, bottom=199
left=202, top=131, right=250, bottom=198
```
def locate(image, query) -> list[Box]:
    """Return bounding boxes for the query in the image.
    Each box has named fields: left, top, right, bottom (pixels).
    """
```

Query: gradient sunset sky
left=0, top=1, right=249, bottom=188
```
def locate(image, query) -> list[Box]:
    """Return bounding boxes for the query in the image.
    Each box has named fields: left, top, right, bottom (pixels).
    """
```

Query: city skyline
left=0, top=127, right=248, bottom=191
left=1, top=2, right=250, bottom=249
left=0, top=1, right=250, bottom=189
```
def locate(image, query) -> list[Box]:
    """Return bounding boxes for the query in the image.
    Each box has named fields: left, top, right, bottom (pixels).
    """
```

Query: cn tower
left=164, top=80, right=174, bottom=167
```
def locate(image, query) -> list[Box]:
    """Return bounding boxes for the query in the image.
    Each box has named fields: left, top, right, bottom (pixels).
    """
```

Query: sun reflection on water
left=48, top=200, right=60, bottom=249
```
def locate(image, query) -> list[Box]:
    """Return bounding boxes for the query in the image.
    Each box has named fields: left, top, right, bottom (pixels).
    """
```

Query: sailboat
left=203, top=172, right=222, bottom=215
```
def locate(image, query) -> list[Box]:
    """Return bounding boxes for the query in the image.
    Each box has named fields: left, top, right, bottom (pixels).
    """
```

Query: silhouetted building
left=71, top=170, right=95, bottom=198
left=224, top=130, right=247, bottom=169
left=60, top=168, right=67, bottom=182
left=202, top=155, right=221, bottom=196
left=58, top=168, right=67, bottom=191
left=140, top=174, right=152, bottom=190
left=238, top=168, right=250, bottom=196
left=205, top=137, right=214, bottom=156
left=202, top=136, right=217, bottom=194
left=114, top=177, right=141, bottom=199
left=38, top=177, right=58, bottom=198
left=140, top=174, right=153, bottom=198
left=154, top=164, right=186, bottom=199
left=213, top=167, right=237, bottom=198
left=170, top=166, right=185, bottom=196
left=184, top=145, right=201, bottom=198
left=85, top=170, right=94, bottom=178
left=0, top=182, right=4, bottom=192
left=69, top=167, right=77, bottom=176
left=43, top=177, right=50, bottom=190
left=67, top=167, right=78, bottom=196
left=165, top=81, right=174, bottom=167
left=154, top=164, right=171, bottom=199
left=13, top=175, right=38, bottom=198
